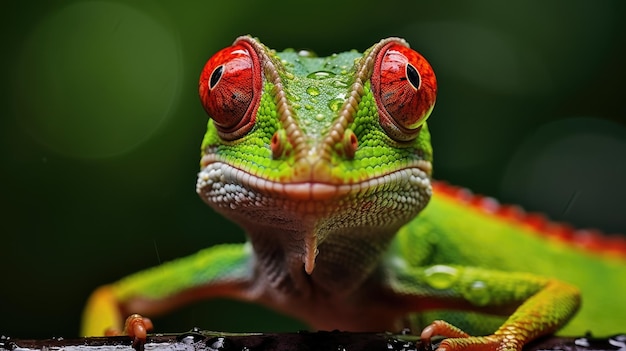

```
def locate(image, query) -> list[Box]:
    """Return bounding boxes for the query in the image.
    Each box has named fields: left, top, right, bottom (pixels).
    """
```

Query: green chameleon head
left=196, top=36, right=436, bottom=283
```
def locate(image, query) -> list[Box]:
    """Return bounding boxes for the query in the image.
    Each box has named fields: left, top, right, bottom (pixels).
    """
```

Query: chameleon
left=81, top=35, right=626, bottom=350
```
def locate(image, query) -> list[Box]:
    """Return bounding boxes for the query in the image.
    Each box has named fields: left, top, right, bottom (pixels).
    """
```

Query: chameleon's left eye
left=199, top=41, right=262, bottom=140
left=372, top=43, right=437, bottom=142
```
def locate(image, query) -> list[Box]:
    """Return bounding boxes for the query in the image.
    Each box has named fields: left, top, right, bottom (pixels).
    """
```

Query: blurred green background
left=1, top=0, right=625, bottom=339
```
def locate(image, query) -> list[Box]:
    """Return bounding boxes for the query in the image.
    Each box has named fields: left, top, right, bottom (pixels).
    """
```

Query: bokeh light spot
left=14, top=0, right=183, bottom=158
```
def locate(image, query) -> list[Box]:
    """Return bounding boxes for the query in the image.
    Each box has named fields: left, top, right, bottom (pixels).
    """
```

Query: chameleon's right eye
left=371, top=43, right=437, bottom=142
left=199, top=42, right=262, bottom=140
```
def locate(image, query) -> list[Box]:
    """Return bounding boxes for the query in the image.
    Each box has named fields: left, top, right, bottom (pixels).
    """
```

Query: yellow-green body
left=81, top=36, right=626, bottom=350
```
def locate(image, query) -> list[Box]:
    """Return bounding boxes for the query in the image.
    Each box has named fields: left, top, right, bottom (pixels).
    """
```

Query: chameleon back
left=392, top=182, right=626, bottom=335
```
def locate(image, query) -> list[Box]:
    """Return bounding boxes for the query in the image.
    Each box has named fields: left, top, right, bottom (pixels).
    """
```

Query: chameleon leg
left=82, top=287, right=154, bottom=344
left=389, top=265, right=581, bottom=351
left=81, top=243, right=253, bottom=340
left=423, top=279, right=580, bottom=351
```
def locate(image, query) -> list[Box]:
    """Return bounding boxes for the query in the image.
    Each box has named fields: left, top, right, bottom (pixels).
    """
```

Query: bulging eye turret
left=372, top=43, right=437, bottom=142
left=199, top=41, right=262, bottom=140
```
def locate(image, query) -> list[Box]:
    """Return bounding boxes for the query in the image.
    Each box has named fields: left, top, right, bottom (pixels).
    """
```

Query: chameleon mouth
left=196, top=159, right=432, bottom=202
left=196, top=159, right=432, bottom=275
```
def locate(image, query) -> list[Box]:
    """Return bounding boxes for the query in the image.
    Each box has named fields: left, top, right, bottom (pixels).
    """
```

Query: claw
left=124, top=314, right=153, bottom=348
left=421, top=320, right=470, bottom=341
left=421, top=320, right=521, bottom=351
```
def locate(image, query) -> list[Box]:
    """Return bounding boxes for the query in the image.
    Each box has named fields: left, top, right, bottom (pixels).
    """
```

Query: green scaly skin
left=81, top=36, right=626, bottom=350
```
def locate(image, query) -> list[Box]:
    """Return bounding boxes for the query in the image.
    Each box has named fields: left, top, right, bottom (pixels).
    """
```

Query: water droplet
left=328, top=98, right=344, bottom=112
left=176, top=331, right=205, bottom=344
left=298, top=49, right=316, bottom=57
left=463, top=280, right=491, bottom=306
left=331, top=80, right=349, bottom=88
left=180, top=335, right=196, bottom=344
left=284, top=72, right=295, bottom=80
left=306, top=86, right=320, bottom=96
left=307, top=70, right=336, bottom=80
left=206, top=336, right=234, bottom=351
left=304, top=104, right=314, bottom=110
left=386, top=337, right=417, bottom=351
left=423, top=265, right=460, bottom=289
left=575, top=337, right=591, bottom=347
left=610, top=335, right=626, bottom=348
left=315, top=114, right=325, bottom=122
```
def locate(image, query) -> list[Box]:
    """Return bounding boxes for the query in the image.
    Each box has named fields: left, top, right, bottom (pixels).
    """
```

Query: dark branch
left=2, top=330, right=625, bottom=351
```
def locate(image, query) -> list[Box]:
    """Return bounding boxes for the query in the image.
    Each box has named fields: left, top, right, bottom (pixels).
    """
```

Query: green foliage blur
left=1, top=0, right=625, bottom=339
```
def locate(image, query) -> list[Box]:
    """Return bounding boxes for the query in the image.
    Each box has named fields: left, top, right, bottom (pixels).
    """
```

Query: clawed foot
left=125, top=314, right=154, bottom=346
left=421, top=320, right=523, bottom=351
left=105, top=314, right=153, bottom=349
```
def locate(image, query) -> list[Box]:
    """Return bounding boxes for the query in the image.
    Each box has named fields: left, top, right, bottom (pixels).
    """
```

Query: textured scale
left=196, top=36, right=436, bottom=282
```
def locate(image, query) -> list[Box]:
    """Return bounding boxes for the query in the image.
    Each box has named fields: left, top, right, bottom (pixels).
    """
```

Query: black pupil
left=406, top=64, right=420, bottom=89
left=209, top=65, right=224, bottom=89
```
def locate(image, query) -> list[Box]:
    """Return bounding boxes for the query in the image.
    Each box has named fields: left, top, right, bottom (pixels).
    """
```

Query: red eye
left=199, top=41, right=262, bottom=140
left=372, top=43, right=437, bottom=142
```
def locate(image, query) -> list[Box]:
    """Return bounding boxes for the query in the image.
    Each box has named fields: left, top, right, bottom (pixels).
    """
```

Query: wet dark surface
left=2, top=331, right=625, bottom=351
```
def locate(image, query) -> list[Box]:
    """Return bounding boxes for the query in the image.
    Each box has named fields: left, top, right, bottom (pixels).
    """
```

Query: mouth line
left=196, top=160, right=432, bottom=201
